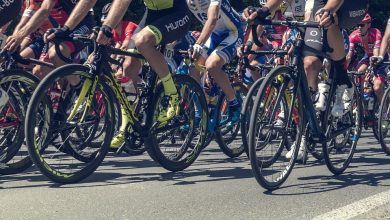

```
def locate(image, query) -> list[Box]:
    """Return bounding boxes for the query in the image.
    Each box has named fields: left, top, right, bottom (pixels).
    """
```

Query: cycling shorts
left=303, top=0, right=367, bottom=57
left=142, top=1, right=191, bottom=45
left=204, top=29, right=244, bottom=63
left=28, top=36, right=45, bottom=59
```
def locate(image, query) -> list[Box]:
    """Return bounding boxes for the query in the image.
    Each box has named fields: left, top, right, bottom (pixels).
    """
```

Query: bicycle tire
left=215, top=82, right=247, bottom=158
left=241, top=77, right=264, bottom=158
left=0, top=70, right=39, bottom=175
left=378, top=87, right=390, bottom=154
left=144, top=74, right=208, bottom=171
left=248, top=66, right=302, bottom=190
left=322, top=84, right=361, bottom=175
left=25, top=64, right=113, bottom=183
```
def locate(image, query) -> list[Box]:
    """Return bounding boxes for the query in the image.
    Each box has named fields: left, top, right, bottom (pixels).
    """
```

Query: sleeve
left=210, top=0, right=221, bottom=7
left=23, top=0, right=40, bottom=17
left=124, top=22, right=138, bottom=41
left=349, top=32, right=357, bottom=52
left=373, top=28, right=382, bottom=49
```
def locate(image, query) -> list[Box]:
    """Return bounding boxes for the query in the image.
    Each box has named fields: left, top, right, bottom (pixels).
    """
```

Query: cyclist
left=347, top=14, right=384, bottom=101
left=244, top=0, right=368, bottom=160
left=3, top=0, right=96, bottom=80
left=10, top=0, right=54, bottom=63
left=371, top=17, right=390, bottom=65
left=96, top=0, right=191, bottom=148
left=186, top=0, right=244, bottom=129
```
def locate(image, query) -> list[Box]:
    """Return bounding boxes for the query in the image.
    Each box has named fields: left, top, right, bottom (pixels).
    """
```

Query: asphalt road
left=1, top=131, right=390, bottom=220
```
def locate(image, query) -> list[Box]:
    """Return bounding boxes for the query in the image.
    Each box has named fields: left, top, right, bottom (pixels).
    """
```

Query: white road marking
left=313, top=190, right=390, bottom=220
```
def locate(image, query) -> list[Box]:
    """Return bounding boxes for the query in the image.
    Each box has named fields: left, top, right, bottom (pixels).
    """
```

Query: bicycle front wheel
left=248, top=66, right=303, bottom=190
left=25, top=65, right=114, bottom=183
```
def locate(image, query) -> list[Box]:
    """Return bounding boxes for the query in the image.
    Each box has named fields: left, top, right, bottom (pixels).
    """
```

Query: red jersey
left=349, top=28, right=382, bottom=57
left=112, top=21, right=138, bottom=45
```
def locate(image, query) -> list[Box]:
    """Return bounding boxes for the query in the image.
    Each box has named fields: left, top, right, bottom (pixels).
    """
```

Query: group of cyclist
left=0, top=0, right=390, bottom=177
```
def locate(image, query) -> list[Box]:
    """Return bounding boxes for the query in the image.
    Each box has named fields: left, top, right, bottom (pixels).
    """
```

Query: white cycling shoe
left=331, top=85, right=354, bottom=117
left=286, top=135, right=306, bottom=161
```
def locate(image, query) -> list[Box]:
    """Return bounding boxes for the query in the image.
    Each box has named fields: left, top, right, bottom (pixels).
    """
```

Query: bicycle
left=25, top=35, right=208, bottom=183
left=0, top=49, right=54, bottom=175
left=349, top=65, right=382, bottom=141
left=176, top=49, right=247, bottom=158
left=247, top=19, right=362, bottom=190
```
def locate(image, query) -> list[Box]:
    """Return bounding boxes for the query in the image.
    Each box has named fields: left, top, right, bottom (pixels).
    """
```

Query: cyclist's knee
left=304, top=56, right=321, bottom=74
left=134, top=32, right=156, bottom=52
left=32, top=65, right=46, bottom=80
left=48, top=45, right=71, bottom=66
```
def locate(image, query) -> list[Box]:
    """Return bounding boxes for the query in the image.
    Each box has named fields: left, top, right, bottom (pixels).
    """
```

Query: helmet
left=259, top=0, right=267, bottom=6
left=101, top=3, right=112, bottom=21
left=361, top=13, right=372, bottom=24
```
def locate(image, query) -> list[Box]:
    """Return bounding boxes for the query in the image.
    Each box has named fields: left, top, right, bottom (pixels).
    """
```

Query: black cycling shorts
left=143, top=1, right=190, bottom=45
left=303, top=0, right=368, bottom=57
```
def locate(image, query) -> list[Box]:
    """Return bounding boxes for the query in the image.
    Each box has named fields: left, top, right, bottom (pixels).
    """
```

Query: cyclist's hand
left=315, top=8, right=334, bottom=28
left=3, top=33, right=23, bottom=52
left=370, top=56, right=383, bottom=66
left=191, top=44, right=207, bottom=60
left=96, top=25, right=113, bottom=45
left=45, top=26, right=71, bottom=42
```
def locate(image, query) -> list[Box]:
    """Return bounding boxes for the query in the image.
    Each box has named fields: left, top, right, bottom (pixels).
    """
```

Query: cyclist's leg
left=374, top=66, right=387, bottom=101
left=122, top=56, right=142, bottom=84
left=135, top=8, right=190, bottom=122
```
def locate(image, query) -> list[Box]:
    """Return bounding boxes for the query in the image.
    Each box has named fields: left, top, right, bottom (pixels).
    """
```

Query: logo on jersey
left=165, top=15, right=190, bottom=32
left=349, top=9, right=366, bottom=18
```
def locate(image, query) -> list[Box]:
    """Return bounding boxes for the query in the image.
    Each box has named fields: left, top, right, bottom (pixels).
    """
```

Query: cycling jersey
left=283, top=0, right=306, bottom=21
left=112, top=21, right=138, bottom=45
left=0, top=0, right=22, bottom=27
left=23, top=0, right=52, bottom=33
left=144, top=0, right=175, bottom=10
left=186, top=0, right=243, bottom=63
left=349, top=28, right=382, bottom=57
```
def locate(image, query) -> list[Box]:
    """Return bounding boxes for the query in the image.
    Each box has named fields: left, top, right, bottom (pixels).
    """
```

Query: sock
left=229, top=99, right=239, bottom=108
left=119, top=106, right=130, bottom=132
left=161, top=73, right=177, bottom=95
left=334, top=58, right=352, bottom=88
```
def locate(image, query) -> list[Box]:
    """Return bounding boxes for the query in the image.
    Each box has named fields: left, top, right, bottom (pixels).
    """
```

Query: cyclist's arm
left=322, top=0, right=344, bottom=13
left=14, top=0, right=56, bottom=39
left=380, top=23, right=390, bottom=57
left=13, top=16, right=30, bottom=35
left=64, top=0, right=97, bottom=30
left=373, top=30, right=382, bottom=57
left=102, top=0, right=132, bottom=29
left=346, top=37, right=356, bottom=67
left=196, top=4, right=219, bottom=46
left=263, top=0, right=285, bottom=13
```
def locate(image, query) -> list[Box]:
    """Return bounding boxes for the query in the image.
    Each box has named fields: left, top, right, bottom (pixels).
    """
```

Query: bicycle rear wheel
left=25, top=65, right=114, bottom=183
left=241, top=78, right=264, bottom=157
left=215, top=82, right=247, bottom=158
left=248, top=66, right=303, bottom=190
left=322, top=84, right=361, bottom=175
left=145, top=74, right=208, bottom=171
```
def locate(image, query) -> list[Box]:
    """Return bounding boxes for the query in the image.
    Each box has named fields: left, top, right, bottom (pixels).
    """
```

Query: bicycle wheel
left=25, top=65, right=114, bottom=183
left=215, top=82, right=247, bottom=158
left=378, top=87, right=390, bottom=154
left=0, top=70, right=39, bottom=175
left=322, top=84, right=361, bottom=175
left=241, top=78, right=264, bottom=157
left=144, top=74, right=208, bottom=171
left=248, top=66, right=303, bottom=190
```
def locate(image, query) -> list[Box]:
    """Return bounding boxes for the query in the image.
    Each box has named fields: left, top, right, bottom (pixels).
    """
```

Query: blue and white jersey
left=186, top=0, right=242, bottom=34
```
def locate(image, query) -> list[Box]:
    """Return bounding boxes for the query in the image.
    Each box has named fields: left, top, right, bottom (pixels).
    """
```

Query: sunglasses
left=358, top=23, right=369, bottom=27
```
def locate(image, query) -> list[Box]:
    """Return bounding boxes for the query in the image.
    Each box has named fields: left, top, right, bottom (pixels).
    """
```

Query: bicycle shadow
left=0, top=151, right=253, bottom=189
left=264, top=147, right=390, bottom=196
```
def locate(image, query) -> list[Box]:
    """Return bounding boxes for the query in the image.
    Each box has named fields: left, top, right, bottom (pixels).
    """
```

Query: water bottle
left=315, top=82, right=330, bottom=111
left=118, top=77, right=136, bottom=103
